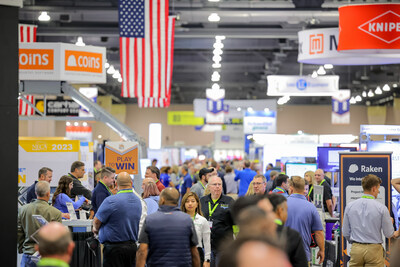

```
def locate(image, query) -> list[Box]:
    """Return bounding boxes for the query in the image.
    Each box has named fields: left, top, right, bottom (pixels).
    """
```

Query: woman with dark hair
left=142, top=181, right=160, bottom=215
left=53, top=175, right=88, bottom=214
left=181, top=191, right=211, bottom=267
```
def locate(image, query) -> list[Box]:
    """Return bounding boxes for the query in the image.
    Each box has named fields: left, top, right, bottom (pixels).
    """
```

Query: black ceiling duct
left=292, top=0, right=324, bottom=8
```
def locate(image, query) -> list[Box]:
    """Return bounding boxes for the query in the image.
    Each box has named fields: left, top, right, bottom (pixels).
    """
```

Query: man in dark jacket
left=68, top=161, right=92, bottom=200
left=200, top=175, right=234, bottom=267
left=137, top=188, right=200, bottom=267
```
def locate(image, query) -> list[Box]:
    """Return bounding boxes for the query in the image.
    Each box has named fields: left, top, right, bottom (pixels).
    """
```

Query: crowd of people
left=17, top=158, right=400, bottom=267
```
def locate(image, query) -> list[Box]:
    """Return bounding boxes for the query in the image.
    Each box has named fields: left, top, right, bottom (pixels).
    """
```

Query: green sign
left=167, top=111, right=204, bottom=126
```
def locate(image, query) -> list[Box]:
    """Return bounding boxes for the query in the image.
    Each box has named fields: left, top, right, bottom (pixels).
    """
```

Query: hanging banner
left=332, top=90, right=350, bottom=125
left=338, top=4, right=400, bottom=52
left=79, top=142, right=94, bottom=190
left=167, top=111, right=204, bottom=126
left=206, top=88, right=228, bottom=124
left=105, top=141, right=139, bottom=175
left=18, top=139, right=80, bottom=186
left=267, top=75, right=339, bottom=96
left=339, top=152, right=392, bottom=266
left=19, top=43, right=106, bottom=83
left=243, top=111, right=277, bottom=134
left=298, top=28, right=400, bottom=65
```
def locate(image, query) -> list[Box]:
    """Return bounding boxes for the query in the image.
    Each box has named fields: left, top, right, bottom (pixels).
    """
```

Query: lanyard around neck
left=208, top=201, right=219, bottom=217
left=199, top=181, right=206, bottom=190
left=117, top=189, right=133, bottom=194
left=308, top=185, right=313, bottom=196
left=275, top=187, right=285, bottom=193
left=100, top=181, right=113, bottom=195
left=319, top=179, right=325, bottom=186
left=274, top=219, right=283, bottom=225
left=362, top=195, right=374, bottom=199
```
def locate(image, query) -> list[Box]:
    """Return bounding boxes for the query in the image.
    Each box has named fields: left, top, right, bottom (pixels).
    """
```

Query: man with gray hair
left=26, top=167, right=53, bottom=203
left=18, top=181, right=62, bottom=267
left=34, top=222, right=75, bottom=267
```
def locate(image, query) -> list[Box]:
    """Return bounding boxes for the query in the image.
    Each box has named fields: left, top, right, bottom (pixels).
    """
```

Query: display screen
left=285, top=163, right=317, bottom=177
left=317, top=147, right=356, bottom=172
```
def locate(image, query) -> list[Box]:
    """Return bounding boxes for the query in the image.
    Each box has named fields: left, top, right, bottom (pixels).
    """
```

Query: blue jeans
left=21, top=254, right=37, bottom=267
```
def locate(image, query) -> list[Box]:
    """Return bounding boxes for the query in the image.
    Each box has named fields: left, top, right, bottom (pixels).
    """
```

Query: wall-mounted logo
left=309, top=34, right=324, bottom=54
left=296, top=79, right=307, bottom=90
left=65, top=50, right=103, bottom=73
left=358, top=10, right=400, bottom=44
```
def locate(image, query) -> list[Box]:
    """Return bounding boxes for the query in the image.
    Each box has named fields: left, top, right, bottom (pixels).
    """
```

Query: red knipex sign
left=338, top=4, right=400, bottom=51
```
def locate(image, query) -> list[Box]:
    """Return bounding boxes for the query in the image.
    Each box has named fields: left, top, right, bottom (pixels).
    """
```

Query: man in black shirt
left=69, top=161, right=92, bottom=200
left=315, top=169, right=333, bottom=216
left=200, top=175, right=234, bottom=267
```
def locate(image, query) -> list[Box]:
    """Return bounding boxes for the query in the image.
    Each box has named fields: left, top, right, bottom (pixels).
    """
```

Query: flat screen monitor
left=285, top=163, right=317, bottom=178
left=317, top=146, right=357, bottom=172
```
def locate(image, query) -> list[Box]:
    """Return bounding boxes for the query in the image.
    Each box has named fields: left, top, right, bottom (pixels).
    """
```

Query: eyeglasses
left=253, top=182, right=265, bottom=186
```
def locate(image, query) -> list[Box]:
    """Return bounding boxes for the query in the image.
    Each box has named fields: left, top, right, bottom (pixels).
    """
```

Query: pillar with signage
left=339, top=152, right=392, bottom=266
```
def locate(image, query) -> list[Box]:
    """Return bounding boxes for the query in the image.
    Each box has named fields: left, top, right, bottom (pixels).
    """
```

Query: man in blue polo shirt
left=93, top=172, right=142, bottom=267
left=89, top=167, right=115, bottom=219
left=285, top=176, right=325, bottom=265
left=180, top=164, right=192, bottom=197
left=271, top=174, right=289, bottom=198
left=235, top=161, right=257, bottom=197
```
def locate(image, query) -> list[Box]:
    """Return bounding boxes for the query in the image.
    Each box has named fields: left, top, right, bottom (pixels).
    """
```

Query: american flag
left=119, top=0, right=175, bottom=108
left=19, top=24, right=37, bottom=116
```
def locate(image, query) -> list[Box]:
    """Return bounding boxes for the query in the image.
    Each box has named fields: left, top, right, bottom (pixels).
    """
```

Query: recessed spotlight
left=74, top=122, right=79, bottom=126
left=247, top=107, right=253, bottom=112
left=237, top=107, right=242, bottom=111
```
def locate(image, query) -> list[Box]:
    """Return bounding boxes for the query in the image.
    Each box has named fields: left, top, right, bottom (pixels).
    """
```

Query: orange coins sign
left=65, top=50, right=103, bottom=73
left=19, top=49, right=54, bottom=70
left=105, top=141, right=139, bottom=175
left=338, top=4, right=400, bottom=51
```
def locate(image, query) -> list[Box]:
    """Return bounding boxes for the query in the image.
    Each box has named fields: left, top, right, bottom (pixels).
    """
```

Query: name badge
left=208, top=221, right=213, bottom=229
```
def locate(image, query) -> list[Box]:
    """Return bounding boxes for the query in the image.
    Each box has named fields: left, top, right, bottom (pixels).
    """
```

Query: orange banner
left=105, top=142, right=139, bottom=175
left=65, top=50, right=103, bottom=73
left=19, top=49, right=54, bottom=70
left=338, top=4, right=400, bottom=51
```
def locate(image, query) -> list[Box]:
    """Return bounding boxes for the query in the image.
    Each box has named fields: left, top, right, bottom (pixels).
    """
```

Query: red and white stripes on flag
left=119, top=0, right=175, bottom=108
left=19, top=24, right=37, bottom=116
left=19, top=95, right=35, bottom=116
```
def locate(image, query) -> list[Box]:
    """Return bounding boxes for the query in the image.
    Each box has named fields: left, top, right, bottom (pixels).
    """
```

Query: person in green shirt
left=35, top=222, right=75, bottom=267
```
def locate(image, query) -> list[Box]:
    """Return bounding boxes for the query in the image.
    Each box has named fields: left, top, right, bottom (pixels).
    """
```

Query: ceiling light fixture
left=105, top=62, right=110, bottom=68
left=311, top=71, right=318, bottom=78
left=324, top=64, right=333, bottom=69
left=75, top=36, right=85, bottom=47
left=211, top=71, right=220, bottom=82
left=212, top=63, right=221, bottom=68
left=208, top=13, right=220, bottom=22
left=349, top=96, right=356, bottom=104
left=317, top=66, right=326, bottom=75
left=355, top=95, right=362, bottom=102
left=375, top=86, right=382, bottom=95
left=74, top=122, right=79, bottom=126
left=362, top=91, right=367, bottom=97
left=382, top=84, right=390, bottom=91
left=118, top=77, right=122, bottom=83
left=212, top=55, right=222, bottom=63
left=215, top=35, right=226, bottom=40
left=107, top=66, right=116, bottom=75
left=393, top=83, right=398, bottom=88
left=247, top=107, right=253, bottom=112
left=264, top=108, right=270, bottom=112
left=367, top=90, right=374, bottom=97
left=38, top=11, right=51, bottom=21
left=237, top=107, right=242, bottom=112
left=212, top=83, right=220, bottom=90
left=112, top=71, right=121, bottom=79
left=213, top=48, right=223, bottom=55
left=213, top=42, right=224, bottom=49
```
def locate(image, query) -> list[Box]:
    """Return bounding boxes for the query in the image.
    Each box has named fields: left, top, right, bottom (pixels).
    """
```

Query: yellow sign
left=167, top=111, right=204, bottom=126
left=105, top=142, right=139, bottom=175
left=19, top=140, right=80, bottom=153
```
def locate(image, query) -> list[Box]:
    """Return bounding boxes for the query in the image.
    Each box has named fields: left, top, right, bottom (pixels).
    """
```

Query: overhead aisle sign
left=105, top=141, right=139, bottom=175
left=18, top=139, right=80, bottom=186
left=19, top=43, right=106, bottom=83
left=339, top=152, right=392, bottom=266
left=298, top=28, right=400, bottom=65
